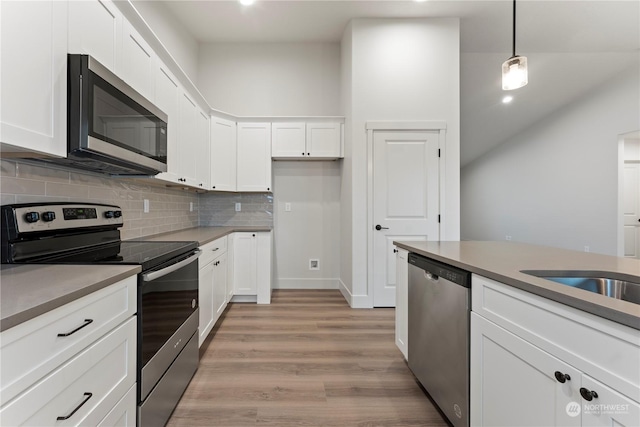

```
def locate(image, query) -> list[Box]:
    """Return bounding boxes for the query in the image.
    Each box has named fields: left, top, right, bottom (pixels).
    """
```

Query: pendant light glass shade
left=502, top=55, right=528, bottom=90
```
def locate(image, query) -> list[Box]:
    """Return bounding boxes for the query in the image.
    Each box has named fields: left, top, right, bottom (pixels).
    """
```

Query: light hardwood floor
left=166, top=289, right=448, bottom=426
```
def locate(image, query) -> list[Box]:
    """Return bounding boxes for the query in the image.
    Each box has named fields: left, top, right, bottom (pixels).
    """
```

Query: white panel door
left=623, top=163, right=640, bottom=259
left=306, top=122, right=341, bottom=158
left=372, top=131, right=439, bottom=307
left=121, top=21, right=156, bottom=102
left=0, top=0, right=67, bottom=157
left=237, top=123, right=272, bottom=192
left=271, top=122, right=306, bottom=158
left=210, top=116, right=237, bottom=191
left=68, top=0, right=122, bottom=72
left=198, top=260, right=214, bottom=347
left=153, top=64, right=180, bottom=183
left=580, top=374, right=640, bottom=427
left=213, top=252, right=229, bottom=321
left=233, top=233, right=257, bottom=295
left=177, top=92, right=198, bottom=186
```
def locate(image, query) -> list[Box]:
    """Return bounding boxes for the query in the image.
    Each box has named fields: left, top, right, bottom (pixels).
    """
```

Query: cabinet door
left=256, top=232, right=272, bottom=304
left=271, top=122, right=306, bottom=158
left=237, top=123, right=272, bottom=192
left=120, top=20, right=156, bottom=102
left=195, top=110, right=211, bottom=190
left=233, top=233, right=257, bottom=295
left=213, top=252, right=229, bottom=322
left=198, top=260, right=215, bottom=347
left=580, top=375, right=640, bottom=427
left=0, top=0, right=67, bottom=157
left=471, top=313, right=581, bottom=427
left=68, top=0, right=122, bottom=72
left=210, top=116, right=237, bottom=191
left=177, top=92, right=198, bottom=186
left=153, top=64, right=180, bottom=184
left=306, top=122, right=342, bottom=159
left=395, top=248, right=409, bottom=360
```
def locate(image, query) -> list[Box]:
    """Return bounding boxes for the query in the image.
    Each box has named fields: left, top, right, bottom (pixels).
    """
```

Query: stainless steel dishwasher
left=408, top=253, right=470, bottom=427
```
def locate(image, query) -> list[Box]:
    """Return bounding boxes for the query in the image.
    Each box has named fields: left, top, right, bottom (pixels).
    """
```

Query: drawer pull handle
left=56, top=392, right=93, bottom=420
left=212, top=248, right=219, bottom=251
left=57, top=319, right=93, bottom=337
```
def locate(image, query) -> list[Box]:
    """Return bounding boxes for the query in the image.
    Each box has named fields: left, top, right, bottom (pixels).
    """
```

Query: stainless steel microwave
left=60, top=54, right=168, bottom=175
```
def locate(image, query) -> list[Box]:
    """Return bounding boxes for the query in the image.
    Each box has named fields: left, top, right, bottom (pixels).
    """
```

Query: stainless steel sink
left=521, top=270, right=640, bottom=305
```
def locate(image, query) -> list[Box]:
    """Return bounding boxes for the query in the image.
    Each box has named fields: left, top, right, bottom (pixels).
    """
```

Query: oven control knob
left=113, top=210, right=122, bottom=218
left=104, top=211, right=115, bottom=219
left=42, top=211, right=56, bottom=222
left=25, top=212, right=40, bottom=223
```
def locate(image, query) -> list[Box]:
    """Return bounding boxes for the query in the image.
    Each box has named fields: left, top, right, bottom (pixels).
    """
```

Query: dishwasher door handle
left=425, top=271, right=439, bottom=281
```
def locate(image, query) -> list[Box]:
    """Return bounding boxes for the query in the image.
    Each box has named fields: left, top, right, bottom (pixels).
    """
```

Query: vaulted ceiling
left=157, top=0, right=640, bottom=165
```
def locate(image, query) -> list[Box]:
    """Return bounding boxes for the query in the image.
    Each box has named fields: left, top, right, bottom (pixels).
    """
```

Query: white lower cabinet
left=471, top=275, right=640, bottom=427
left=231, top=232, right=272, bottom=304
left=0, top=277, right=137, bottom=427
left=395, top=248, right=408, bottom=360
left=198, top=236, right=228, bottom=347
left=97, top=384, right=136, bottom=427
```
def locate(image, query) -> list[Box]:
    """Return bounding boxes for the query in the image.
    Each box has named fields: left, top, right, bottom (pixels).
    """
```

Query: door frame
left=366, top=121, right=447, bottom=307
left=617, top=130, right=640, bottom=257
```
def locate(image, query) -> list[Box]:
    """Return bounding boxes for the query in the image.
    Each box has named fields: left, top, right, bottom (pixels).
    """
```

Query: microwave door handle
left=142, top=250, right=202, bottom=282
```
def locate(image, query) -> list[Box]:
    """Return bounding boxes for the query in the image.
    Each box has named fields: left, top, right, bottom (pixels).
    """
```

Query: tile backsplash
left=1, top=160, right=274, bottom=240
left=199, top=192, right=273, bottom=227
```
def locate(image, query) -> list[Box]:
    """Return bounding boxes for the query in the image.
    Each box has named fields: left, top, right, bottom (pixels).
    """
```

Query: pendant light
left=502, top=0, right=528, bottom=90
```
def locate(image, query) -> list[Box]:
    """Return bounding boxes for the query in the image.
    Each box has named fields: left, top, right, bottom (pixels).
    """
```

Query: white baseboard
left=230, top=295, right=257, bottom=303
left=338, top=279, right=373, bottom=308
left=338, top=279, right=352, bottom=306
left=274, top=278, right=339, bottom=289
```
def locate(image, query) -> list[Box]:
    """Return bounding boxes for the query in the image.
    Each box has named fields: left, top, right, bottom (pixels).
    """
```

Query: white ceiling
left=160, top=0, right=640, bottom=165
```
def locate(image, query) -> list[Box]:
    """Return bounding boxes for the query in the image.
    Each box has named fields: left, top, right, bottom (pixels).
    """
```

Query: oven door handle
left=142, top=249, right=202, bottom=282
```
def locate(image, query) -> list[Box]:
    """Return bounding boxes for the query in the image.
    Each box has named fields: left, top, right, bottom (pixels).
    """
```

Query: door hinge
left=438, top=215, right=441, bottom=223
left=438, top=149, right=441, bottom=157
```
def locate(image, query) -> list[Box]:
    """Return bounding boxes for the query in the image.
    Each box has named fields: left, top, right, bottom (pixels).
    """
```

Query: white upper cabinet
left=68, top=0, right=122, bottom=72
left=306, top=122, right=342, bottom=159
left=271, top=121, right=342, bottom=159
left=210, top=116, right=237, bottom=192
left=195, top=109, right=211, bottom=190
left=177, top=92, right=199, bottom=187
left=237, top=123, right=272, bottom=192
left=271, top=122, right=306, bottom=157
left=0, top=0, right=67, bottom=157
left=120, top=20, right=156, bottom=102
left=153, top=64, right=180, bottom=184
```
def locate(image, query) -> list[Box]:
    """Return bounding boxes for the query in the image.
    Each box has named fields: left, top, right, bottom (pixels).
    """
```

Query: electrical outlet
left=309, top=259, right=320, bottom=270
left=189, top=202, right=193, bottom=212
left=143, top=199, right=149, bottom=213
left=505, top=235, right=512, bottom=241
left=285, top=202, right=291, bottom=212
left=235, top=202, right=241, bottom=212
left=584, top=246, right=590, bottom=252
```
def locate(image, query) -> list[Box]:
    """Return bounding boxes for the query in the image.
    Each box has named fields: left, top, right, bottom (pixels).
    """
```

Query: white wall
left=461, top=63, right=640, bottom=256
left=131, top=0, right=199, bottom=84
left=197, top=42, right=341, bottom=116
left=273, top=162, right=341, bottom=289
left=341, top=19, right=461, bottom=307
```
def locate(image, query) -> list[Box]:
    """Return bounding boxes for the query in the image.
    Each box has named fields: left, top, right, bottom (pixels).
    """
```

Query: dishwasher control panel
left=408, top=253, right=470, bottom=287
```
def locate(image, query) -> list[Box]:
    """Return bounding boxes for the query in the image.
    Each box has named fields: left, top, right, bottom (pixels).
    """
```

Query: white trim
left=230, top=295, right=257, bottom=303
left=338, top=279, right=352, bottom=306
left=274, top=278, right=339, bottom=289
left=618, top=134, right=625, bottom=257
left=439, top=128, right=448, bottom=240
left=366, top=128, right=375, bottom=309
left=365, top=121, right=447, bottom=131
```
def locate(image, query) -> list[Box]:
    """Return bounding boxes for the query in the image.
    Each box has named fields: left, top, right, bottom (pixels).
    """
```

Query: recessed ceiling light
left=239, top=0, right=255, bottom=5
left=502, top=95, right=513, bottom=104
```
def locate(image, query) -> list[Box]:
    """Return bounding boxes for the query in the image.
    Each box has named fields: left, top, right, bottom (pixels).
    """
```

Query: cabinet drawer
left=200, top=236, right=227, bottom=267
left=472, top=274, right=640, bottom=402
left=0, top=276, right=137, bottom=405
left=0, top=317, right=136, bottom=426
left=97, top=384, right=136, bottom=427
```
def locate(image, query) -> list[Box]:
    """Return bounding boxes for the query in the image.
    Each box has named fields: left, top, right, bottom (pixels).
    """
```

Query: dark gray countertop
left=0, top=264, right=141, bottom=332
left=394, top=240, right=640, bottom=330
left=132, top=226, right=272, bottom=246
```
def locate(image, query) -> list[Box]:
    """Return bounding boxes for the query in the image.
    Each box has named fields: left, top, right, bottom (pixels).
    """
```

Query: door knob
left=375, top=224, right=389, bottom=231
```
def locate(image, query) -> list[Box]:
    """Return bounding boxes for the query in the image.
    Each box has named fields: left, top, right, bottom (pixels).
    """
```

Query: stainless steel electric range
left=1, top=202, right=200, bottom=427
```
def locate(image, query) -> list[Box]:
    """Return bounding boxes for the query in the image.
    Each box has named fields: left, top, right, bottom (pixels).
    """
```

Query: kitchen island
left=394, top=240, right=640, bottom=427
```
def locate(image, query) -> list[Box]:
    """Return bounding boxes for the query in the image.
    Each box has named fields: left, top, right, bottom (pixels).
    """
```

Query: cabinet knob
left=212, top=186, right=216, bottom=189
left=267, top=187, right=270, bottom=191
left=393, top=248, right=398, bottom=253
left=554, top=371, right=571, bottom=383
left=302, top=152, right=305, bottom=156
left=307, top=152, right=310, bottom=156
left=579, top=387, right=598, bottom=401
left=252, top=234, right=256, bottom=237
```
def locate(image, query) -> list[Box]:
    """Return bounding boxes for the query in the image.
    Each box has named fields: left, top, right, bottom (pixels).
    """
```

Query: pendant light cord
left=512, top=0, right=517, bottom=57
